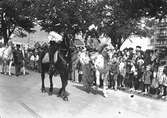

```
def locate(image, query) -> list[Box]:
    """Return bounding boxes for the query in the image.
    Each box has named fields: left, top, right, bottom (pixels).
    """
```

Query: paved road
left=0, top=69, right=167, bottom=118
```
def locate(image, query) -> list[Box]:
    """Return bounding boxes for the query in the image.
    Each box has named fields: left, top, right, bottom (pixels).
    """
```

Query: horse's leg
left=57, top=88, right=62, bottom=97
left=60, top=73, right=68, bottom=101
left=22, top=61, right=26, bottom=75
left=4, top=60, right=7, bottom=75
left=8, top=61, right=13, bottom=76
left=41, top=71, right=46, bottom=93
left=95, top=70, right=100, bottom=92
left=49, top=73, right=54, bottom=95
left=1, top=61, right=4, bottom=74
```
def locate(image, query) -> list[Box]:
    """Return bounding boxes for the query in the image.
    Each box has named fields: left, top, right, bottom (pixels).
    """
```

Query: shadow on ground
left=44, top=87, right=70, bottom=97
left=0, top=71, right=29, bottom=76
left=73, top=84, right=104, bottom=97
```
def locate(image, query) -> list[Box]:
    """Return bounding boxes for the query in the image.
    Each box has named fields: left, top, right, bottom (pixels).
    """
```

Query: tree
left=122, top=0, right=167, bottom=20
left=34, top=0, right=101, bottom=47
left=90, top=0, right=166, bottom=49
left=34, top=0, right=167, bottom=50
left=86, top=0, right=140, bottom=49
left=0, top=0, right=35, bottom=45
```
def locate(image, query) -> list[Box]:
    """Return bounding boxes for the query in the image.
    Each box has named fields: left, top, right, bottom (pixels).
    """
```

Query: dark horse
left=40, top=42, right=70, bottom=101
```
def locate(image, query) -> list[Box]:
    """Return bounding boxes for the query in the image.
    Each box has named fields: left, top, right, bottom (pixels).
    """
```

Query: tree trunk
left=1, top=11, right=9, bottom=45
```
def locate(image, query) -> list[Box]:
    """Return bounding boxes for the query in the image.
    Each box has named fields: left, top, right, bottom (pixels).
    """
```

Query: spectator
left=13, top=44, right=23, bottom=76
left=162, top=66, right=167, bottom=99
left=142, top=65, right=153, bottom=94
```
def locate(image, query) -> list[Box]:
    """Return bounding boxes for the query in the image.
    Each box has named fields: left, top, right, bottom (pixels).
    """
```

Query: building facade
left=154, top=19, right=167, bottom=48
left=154, top=18, right=167, bottom=60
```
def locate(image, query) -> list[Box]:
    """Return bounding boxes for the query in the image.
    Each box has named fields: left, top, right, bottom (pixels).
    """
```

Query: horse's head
left=8, top=40, right=14, bottom=47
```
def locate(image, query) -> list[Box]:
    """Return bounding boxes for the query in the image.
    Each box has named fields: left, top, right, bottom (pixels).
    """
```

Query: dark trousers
left=139, top=81, right=145, bottom=92
left=134, top=76, right=140, bottom=90
left=117, top=74, right=124, bottom=87
left=15, top=64, right=21, bottom=76
left=125, top=73, right=134, bottom=88
left=163, top=86, right=167, bottom=96
left=48, top=44, right=58, bottom=74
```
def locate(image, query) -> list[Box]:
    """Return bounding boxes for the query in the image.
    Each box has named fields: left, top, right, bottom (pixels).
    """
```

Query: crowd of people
left=1, top=39, right=167, bottom=99
left=72, top=45, right=167, bottom=99
left=0, top=41, right=41, bottom=76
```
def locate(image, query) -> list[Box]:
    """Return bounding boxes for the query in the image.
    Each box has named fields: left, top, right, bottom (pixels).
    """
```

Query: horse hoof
left=57, top=94, right=61, bottom=97
left=49, top=89, right=53, bottom=93
left=49, top=92, right=52, bottom=96
left=41, top=88, right=46, bottom=93
left=63, top=96, right=68, bottom=101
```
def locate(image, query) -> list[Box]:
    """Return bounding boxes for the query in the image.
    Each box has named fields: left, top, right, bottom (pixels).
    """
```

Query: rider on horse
left=48, top=31, right=63, bottom=73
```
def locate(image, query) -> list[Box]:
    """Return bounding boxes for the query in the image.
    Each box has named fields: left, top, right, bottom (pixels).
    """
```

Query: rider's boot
left=48, top=41, right=58, bottom=74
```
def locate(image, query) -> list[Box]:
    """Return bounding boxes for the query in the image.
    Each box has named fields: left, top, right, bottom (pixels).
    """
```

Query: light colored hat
left=82, top=47, right=87, bottom=52
left=146, top=65, right=151, bottom=69
left=88, top=24, right=98, bottom=31
left=48, top=31, right=63, bottom=43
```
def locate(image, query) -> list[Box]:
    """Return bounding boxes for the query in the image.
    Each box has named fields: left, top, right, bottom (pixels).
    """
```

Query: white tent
left=120, top=35, right=154, bottom=51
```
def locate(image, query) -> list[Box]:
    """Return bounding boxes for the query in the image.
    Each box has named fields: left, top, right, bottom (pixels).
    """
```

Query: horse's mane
left=98, top=44, right=108, bottom=54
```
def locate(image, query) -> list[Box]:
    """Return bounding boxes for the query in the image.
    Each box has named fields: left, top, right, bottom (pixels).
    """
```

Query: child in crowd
left=157, top=63, right=165, bottom=96
left=124, top=60, right=135, bottom=90
left=142, top=65, right=153, bottom=94
left=162, top=66, right=167, bottom=99
left=118, top=57, right=126, bottom=88
left=135, top=57, right=145, bottom=91
left=151, top=67, right=159, bottom=95
left=109, top=55, right=119, bottom=90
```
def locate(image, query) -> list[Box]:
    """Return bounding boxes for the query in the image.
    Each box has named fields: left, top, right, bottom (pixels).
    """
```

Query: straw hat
left=48, top=31, right=63, bottom=43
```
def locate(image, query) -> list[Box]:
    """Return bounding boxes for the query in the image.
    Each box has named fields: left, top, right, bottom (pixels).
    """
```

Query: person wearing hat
left=13, top=44, right=23, bottom=76
left=128, top=47, right=134, bottom=60
left=48, top=31, right=63, bottom=73
left=136, top=46, right=141, bottom=51
left=142, top=64, right=153, bottom=94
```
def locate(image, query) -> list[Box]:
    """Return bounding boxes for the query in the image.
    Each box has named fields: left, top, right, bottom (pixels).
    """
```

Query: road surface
left=0, top=69, right=167, bottom=118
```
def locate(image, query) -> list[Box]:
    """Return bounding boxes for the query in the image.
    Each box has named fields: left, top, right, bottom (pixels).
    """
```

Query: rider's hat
left=48, top=31, right=63, bottom=43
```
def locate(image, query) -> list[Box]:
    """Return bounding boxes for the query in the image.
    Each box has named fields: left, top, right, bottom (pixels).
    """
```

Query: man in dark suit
left=48, top=31, right=63, bottom=74
left=13, top=44, right=23, bottom=76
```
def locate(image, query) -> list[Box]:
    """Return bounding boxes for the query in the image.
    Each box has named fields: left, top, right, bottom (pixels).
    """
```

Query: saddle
left=42, top=51, right=58, bottom=63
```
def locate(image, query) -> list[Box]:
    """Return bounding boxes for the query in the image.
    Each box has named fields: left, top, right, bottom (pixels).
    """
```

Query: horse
left=0, top=41, right=14, bottom=75
left=90, top=50, right=112, bottom=97
left=40, top=45, right=70, bottom=101
left=8, top=44, right=26, bottom=76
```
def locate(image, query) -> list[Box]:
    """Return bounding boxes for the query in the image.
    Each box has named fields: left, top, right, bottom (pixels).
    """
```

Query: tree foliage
left=0, top=0, right=35, bottom=44
left=121, top=0, right=167, bottom=20
left=35, top=0, right=93, bottom=34
left=34, top=0, right=167, bottom=49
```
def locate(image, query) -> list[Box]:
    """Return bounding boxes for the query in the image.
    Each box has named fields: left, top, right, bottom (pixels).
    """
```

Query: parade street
left=0, top=70, right=166, bottom=118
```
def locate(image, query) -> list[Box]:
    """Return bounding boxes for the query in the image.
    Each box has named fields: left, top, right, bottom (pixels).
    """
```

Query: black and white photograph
left=0, top=0, right=167, bottom=118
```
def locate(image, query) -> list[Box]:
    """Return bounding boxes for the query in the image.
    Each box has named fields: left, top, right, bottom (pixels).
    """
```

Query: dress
left=79, top=52, right=94, bottom=87
left=142, top=70, right=152, bottom=85
left=163, top=74, right=167, bottom=87
left=82, top=63, right=94, bottom=86
left=13, top=49, right=23, bottom=75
